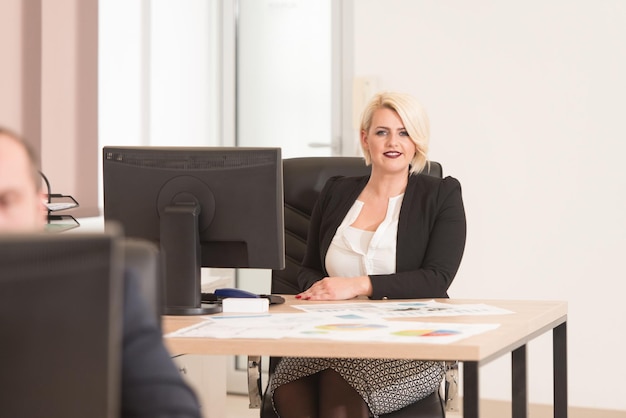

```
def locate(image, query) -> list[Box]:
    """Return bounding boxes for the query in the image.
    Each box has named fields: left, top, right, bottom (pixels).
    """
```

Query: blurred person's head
left=0, top=127, right=46, bottom=232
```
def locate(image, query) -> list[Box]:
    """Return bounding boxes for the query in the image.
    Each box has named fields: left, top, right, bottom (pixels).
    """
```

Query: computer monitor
left=102, top=146, right=285, bottom=315
left=0, top=232, right=123, bottom=418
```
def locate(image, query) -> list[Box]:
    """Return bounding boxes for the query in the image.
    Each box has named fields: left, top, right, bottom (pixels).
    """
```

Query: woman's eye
left=375, top=130, right=388, bottom=136
left=399, top=130, right=409, bottom=136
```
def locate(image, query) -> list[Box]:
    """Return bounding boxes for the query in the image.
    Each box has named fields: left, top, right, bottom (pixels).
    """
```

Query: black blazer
left=298, top=173, right=467, bottom=299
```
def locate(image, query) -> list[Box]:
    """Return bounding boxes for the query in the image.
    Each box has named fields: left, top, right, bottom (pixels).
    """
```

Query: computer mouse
left=214, top=288, right=260, bottom=298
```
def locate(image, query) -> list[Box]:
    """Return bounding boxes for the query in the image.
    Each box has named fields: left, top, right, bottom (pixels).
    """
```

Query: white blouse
left=325, top=194, right=403, bottom=277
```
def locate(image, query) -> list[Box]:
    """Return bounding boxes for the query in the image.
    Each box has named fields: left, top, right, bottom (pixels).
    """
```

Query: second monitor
left=103, top=146, right=285, bottom=315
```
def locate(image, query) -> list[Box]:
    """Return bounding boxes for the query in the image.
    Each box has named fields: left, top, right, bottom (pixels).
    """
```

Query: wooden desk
left=164, top=297, right=568, bottom=418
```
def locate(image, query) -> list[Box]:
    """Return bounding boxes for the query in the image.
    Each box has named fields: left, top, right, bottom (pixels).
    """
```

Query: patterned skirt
left=268, top=357, right=444, bottom=417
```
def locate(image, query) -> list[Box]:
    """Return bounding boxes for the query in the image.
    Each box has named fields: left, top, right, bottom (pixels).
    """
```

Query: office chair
left=248, top=156, right=459, bottom=418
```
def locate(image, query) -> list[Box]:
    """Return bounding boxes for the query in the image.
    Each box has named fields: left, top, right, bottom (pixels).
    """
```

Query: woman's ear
left=360, top=130, right=368, bottom=149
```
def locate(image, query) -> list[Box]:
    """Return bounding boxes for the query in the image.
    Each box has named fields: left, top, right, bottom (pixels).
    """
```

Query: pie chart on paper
left=392, top=329, right=461, bottom=337
left=315, top=323, right=388, bottom=332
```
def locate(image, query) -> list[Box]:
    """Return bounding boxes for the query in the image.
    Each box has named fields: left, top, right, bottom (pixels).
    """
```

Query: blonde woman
left=269, top=92, right=467, bottom=418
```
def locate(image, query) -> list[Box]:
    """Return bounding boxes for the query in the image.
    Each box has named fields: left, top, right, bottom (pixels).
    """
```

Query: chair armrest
left=248, top=355, right=263, bottom=408
left=444, top=361, right=460, bottom=412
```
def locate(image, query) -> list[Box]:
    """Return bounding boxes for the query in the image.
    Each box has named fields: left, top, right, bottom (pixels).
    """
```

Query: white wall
left=0, top=0, right=22, bottom=131
left=1, top=0, right=99, bottom=216
left=353, top=0, right=626, bottom=411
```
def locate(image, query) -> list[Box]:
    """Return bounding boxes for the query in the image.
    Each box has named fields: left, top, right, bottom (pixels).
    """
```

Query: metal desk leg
left=554, top=322, right=568, bottom=418
left=512, top=344, right=528, bottom=418
left=463, top=361, right=479, bottom=418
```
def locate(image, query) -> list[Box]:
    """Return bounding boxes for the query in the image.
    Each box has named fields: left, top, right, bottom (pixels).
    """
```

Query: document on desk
left=166, top=314, right=330, bottom=339
left=292, top=300, right=514, bottom=318
left=290, top=320, right=500, bottom=344
left=166, top=313, right=500, bottom=344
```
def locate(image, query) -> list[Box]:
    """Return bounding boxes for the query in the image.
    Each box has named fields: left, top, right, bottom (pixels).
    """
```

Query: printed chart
left=292, top=300, right=514, bottom=318
left=167, top=312, right=500, bottom=344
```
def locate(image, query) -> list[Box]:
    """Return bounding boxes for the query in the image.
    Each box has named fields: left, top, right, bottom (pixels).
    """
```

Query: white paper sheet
left=166, top=311, right=500, bottom=344
left=292, top=300, right=514, bottom=318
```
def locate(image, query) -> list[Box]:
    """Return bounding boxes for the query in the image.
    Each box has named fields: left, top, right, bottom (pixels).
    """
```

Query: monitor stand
left=160, top=203, right=222, bottom=315
left=165, top=303, right=221, bottom=316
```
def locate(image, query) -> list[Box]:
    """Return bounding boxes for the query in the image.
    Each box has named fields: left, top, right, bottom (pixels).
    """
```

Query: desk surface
left=163, top=297, right=566, bottom=364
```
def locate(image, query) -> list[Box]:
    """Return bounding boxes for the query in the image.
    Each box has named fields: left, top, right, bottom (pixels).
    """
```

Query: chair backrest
left=271, top=157, right=442, bottom=294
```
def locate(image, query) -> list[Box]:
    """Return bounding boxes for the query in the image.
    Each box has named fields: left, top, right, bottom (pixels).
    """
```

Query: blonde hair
left=359, top=92, right=430, bottom=174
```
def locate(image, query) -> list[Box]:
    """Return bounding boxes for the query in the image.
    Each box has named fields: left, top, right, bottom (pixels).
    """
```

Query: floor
left=225, top=394, right=626, bottom=418
left=225, top=394, right=258, bottom=418
left=224, top=394, right=463, bottom=418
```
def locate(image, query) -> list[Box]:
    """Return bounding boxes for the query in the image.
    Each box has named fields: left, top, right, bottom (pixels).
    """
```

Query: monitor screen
left=0, top=232, right=123, bottom=418
left=103, top=146, right=285, bottom=315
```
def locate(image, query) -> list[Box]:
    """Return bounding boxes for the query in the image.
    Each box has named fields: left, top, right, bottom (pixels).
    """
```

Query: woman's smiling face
left=361, top=107, right=416, bottom=174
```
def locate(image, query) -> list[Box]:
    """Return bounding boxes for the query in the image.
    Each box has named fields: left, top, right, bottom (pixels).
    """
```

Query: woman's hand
left=296, top=276, right=372, bottom=301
